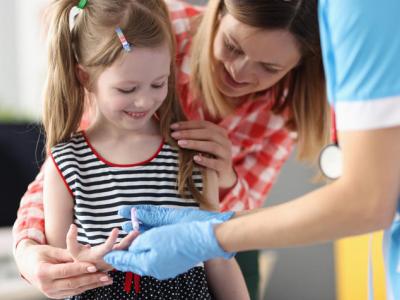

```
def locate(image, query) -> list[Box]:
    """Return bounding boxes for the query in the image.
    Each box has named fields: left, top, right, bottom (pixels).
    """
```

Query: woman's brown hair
left=43, top=0, right=206, bottom=205
left=190, top=0, right=330, bottom=161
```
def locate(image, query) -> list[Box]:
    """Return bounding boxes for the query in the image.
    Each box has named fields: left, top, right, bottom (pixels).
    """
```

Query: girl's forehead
left=100, top=45, right=171, bottom=83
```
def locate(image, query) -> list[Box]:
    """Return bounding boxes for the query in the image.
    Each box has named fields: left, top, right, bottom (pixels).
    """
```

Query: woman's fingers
left=52, top=271, right=112, bottom=298
left=177, top=139, right=228, bottom=159
left=171, top=121, right=230, bottom=145
left=172, top=120, right=225, bottom=133
left=193, top=154, right=223, bottom=172
left=172, top=126, right=228, bottom=141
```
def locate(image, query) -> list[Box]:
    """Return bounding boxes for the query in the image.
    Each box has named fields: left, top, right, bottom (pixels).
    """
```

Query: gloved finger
left=121, top=221, right=133, bottom=233
left=118, top=205, right=142, bottom=219
left=133, top=205, right=201, bottom=226
left=119, top=205, right=174, bottom=227
left=104, top=250, right=146, bottom=275
left=122, top=221, right=152, bottom=233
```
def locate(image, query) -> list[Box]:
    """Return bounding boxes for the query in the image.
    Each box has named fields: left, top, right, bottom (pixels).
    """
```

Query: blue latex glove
left=104, top=219, right=234, bottom=280
left=119, top=205, right=234, bottom=233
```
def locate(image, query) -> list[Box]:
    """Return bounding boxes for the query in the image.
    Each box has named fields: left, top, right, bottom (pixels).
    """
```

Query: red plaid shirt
left=13, top=0, right=294, bottom=247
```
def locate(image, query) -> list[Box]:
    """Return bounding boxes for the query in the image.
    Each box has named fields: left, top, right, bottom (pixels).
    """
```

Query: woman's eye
left=152, top=81, right=167, bottom=89
left=117, top=87, right=136, bottom=94
left=262, top=65, right=279, bottom=74
left=224, top=39, right=243, bottom=55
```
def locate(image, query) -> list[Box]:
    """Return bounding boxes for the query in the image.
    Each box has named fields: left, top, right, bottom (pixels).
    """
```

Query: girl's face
left=213, top=13, right=302, bottom=98
left=91, top=43, right=171, bottom=134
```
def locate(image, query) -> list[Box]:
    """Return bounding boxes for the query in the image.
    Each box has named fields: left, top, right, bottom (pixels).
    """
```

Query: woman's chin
left=216, top=81, right=249, bottom=98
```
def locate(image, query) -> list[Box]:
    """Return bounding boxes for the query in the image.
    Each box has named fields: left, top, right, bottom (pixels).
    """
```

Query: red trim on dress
left=81, top=131, right=164, bottom=168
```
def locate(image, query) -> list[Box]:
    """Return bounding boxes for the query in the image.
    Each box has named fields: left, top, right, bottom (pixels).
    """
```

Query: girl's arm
left=43, top=156, right=139, bottom=270
left=201, top=169, right=250, bottom=300
left=43, top=157, right=74, bottom=248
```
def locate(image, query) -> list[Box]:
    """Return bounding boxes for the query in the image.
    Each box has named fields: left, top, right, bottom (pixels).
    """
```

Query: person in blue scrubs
left=105, top=1, right=400, bottom=298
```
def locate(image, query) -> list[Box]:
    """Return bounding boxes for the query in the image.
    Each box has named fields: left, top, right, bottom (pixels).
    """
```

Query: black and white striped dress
left=51, top=131, right=213, bottom=300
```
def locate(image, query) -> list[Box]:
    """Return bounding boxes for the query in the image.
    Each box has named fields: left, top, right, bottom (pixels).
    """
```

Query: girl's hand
left=171, top=121, right=237, bottom=190
left=66, top=224, right=139, bottom=271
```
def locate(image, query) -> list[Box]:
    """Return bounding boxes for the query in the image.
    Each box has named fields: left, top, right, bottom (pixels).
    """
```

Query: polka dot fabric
left=67, top=267, right=213, bottom=300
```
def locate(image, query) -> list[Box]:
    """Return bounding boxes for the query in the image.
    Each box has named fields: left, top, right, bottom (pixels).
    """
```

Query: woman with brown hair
left=13, top=0, right=328, bottom=298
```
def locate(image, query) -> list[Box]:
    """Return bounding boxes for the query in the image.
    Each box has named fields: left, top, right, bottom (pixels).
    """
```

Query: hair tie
left=69, top=0, right=88, bottom=32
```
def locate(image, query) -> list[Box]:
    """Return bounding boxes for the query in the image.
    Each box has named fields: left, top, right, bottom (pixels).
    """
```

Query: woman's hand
left=171, top=121, right=237, bottom=190
left=14, top=239, right=113, bottom=299
left=66, top=225, right=139, bottom=271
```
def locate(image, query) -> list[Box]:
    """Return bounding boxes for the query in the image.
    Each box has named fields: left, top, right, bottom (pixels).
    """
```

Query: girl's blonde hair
left=190, top=0, right=330, bottom=161
left=43, top=0, right=206, bottom=205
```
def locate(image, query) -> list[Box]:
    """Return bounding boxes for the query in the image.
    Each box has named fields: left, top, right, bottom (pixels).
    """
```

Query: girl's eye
left=224, top=39, right=243, bottom=55
left=151, top=81, right=167, bottom=89
left=117, top=87, right=136, bottom=94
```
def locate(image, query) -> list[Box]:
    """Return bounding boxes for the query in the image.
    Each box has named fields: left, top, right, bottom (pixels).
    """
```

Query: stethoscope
left=319, top=108, right=343, bottom=180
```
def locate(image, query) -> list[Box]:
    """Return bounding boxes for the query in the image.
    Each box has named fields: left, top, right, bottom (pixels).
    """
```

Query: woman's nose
left=230, top=57, right=249, bottom=83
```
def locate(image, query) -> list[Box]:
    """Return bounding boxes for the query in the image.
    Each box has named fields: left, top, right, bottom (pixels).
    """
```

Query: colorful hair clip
left=115, top=27, right=132, bottom=52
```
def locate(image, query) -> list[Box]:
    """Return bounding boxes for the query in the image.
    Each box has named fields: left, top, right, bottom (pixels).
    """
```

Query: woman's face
left=213, top=13, right=302, bottom=98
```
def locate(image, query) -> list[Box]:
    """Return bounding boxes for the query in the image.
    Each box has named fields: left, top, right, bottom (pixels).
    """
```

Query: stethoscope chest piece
left=319, top=143, right=342, bottom=180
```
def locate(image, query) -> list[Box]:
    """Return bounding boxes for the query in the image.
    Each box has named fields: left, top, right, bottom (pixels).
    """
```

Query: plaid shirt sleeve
left=219, top=102, right=296, bottom=212
left=220, top=128, right=294, bottom=212
left=12, top=160, right=47, bottom=248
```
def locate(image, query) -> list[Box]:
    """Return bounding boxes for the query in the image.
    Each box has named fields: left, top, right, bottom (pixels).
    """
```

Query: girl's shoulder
left=51, top=131, right=86, bottom=157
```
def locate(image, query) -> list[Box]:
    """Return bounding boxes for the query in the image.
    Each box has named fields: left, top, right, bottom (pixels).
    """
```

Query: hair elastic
left=77, top=0, right=88, bottom=9
left=69, top=0, right=88, bottom=32
left=115, top=27, right=132, bottom=52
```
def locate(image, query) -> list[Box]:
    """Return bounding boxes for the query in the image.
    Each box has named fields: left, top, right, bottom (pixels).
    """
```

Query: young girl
left=42, top=0, right=248, bottom=299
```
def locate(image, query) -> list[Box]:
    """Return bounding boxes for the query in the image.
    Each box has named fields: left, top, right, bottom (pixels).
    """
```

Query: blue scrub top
left=319, top=1, right=400, bottom=299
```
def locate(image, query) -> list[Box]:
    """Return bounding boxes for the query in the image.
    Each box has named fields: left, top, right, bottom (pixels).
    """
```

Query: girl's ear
left=76, top=65, right=90, bottom=89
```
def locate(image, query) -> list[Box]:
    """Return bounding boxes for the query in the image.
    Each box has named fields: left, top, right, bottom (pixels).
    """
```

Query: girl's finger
left=102, top=228, right=119, bottom=251
left=93, top=228, right=119, bottom=257
left=113, top=231, right=140, bottom=250
left=66, top=224, right=81, bottom=258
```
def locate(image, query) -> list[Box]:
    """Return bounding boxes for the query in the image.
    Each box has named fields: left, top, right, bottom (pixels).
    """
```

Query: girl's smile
left=123, top=110, right=149, bottom=119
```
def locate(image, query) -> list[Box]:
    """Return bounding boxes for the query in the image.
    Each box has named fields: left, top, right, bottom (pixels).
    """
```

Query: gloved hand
left=119, top=205, right=234, bottom=233
left=104, top=219, right=234, bottom=280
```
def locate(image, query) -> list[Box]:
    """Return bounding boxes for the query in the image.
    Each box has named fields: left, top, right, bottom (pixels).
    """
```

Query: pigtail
left=43, top=0, right=85, bottom=150
left=156, top=1, right=207, bottom=207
